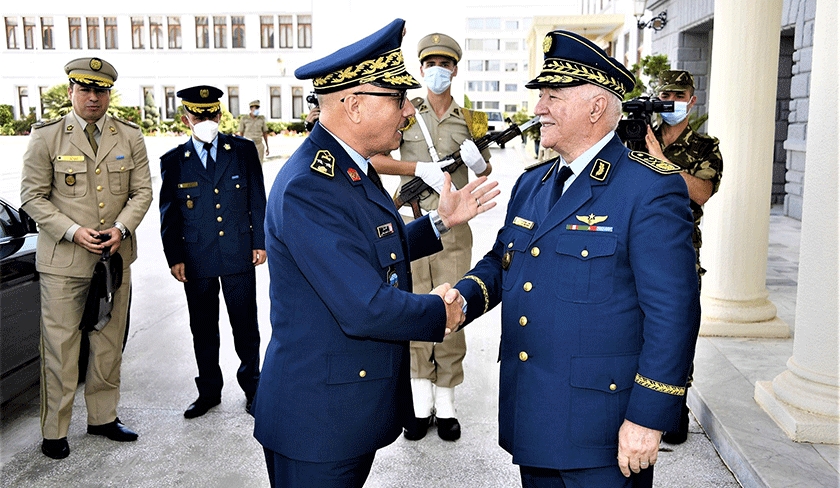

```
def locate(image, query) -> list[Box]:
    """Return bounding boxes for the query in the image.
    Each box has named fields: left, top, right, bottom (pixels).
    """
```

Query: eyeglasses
left=341, top=91, right=407, bottom=109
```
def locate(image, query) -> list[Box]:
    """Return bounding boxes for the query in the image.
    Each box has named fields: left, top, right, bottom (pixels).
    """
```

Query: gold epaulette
left=113, top=116, right=140, bottom=129
left=628, top=151, right=682, bottom=174
left=32, top=118, right=62, bottom=130
left=461, top=108, right=488, bottom=139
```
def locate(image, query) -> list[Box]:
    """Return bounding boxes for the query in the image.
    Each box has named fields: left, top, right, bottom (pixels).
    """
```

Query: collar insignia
left=512, top=216, right=535, bottom=230
left=109, top=126, right=116, bottom=133
left=311, top=150, right=336, bottom=178
left=224, top=144, right=231, bottom=150
left=590, top=158, right=611, bottom=181
left=66, top=124, right=74, bottom=132
left=347, top=168, right=361, bottom=182
left=185, top=151, right=191, bottom=158
left=576, top=213, right=608, bottom=226
left=377, top=222, right=394, bottom=238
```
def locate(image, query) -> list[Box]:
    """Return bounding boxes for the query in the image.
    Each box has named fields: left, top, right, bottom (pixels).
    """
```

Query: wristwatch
left=429, top=210, right=450, bottom=235
left=113, top=221, right=128, bottom=240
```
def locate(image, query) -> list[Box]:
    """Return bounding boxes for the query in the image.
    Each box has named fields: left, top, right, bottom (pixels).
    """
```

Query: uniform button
left=214, top=188, right=219, bottom=194
left=508, top=242, right=514, bottom=248
left=581, top=249, right=589, bottom=258
left=519, top=316, right=527, bottom=326
left=359, top=370, right=367, bottom=378
left=390, top=253, right=397, bottom=260
left=609, top=383, right=617, bottom=391
left=523, top=282, right=532, bottom=292
left=519, top=351, right=528, bottom=361
left=100, top=219, right=106, bottom=224
left=98, top=202, right=105, bottom=208
left=219, top=231, right=225, bottom=237
left=217, top=216, right=223, bottom=222
left=215, top=203, right=221, bottom=209
left=120, top=166, right=125, bottom=171
left=95, top=168, right=101, bottom=174
left=67, top=169, right=74, bottom=174
left=96, top=185, right=103, bottom=191
left=236, top=184, right=241, bottom=189
left=531, top=247, right=540, bottom=257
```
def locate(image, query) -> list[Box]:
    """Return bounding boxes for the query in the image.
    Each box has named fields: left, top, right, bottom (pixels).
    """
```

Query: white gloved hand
left=459, top=140, right=487, bottom=174
left=415, top=160, right=457, bottom=193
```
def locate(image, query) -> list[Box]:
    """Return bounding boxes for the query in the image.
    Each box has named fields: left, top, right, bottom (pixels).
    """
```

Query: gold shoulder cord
left=460, top=275, right=489, bottom=315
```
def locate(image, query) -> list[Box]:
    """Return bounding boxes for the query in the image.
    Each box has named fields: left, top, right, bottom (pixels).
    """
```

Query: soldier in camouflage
left=644, top=69, right=723, bottom=446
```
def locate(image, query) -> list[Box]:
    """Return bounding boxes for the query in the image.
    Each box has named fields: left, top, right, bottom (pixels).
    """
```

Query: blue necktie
left=549, top=164, right=574, bottom=209
left=203, top=143, right=216, bottom=178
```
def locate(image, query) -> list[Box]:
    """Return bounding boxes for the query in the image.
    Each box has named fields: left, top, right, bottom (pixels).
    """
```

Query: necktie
left=85, top=124, right=98, bottom=155
left=548, top=164, right=574, bottom=210
left=367, top=164, right=387, bottom=195
left=203, top=143, right=216, bottom=178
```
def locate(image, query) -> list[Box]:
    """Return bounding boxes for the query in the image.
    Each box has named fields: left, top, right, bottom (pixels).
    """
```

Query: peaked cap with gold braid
left=177, top=85, right=224, bottom=116
left=295, top=18, right=421, bottom=94
left=65, top=57, right=118, bottom=90
left=526, top=30, right=635, bottom=99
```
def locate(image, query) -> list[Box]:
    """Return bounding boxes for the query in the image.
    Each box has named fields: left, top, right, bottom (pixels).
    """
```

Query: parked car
left=481, top=110, right=510, bottom=148
left=0, top=197, right=129, bottom=405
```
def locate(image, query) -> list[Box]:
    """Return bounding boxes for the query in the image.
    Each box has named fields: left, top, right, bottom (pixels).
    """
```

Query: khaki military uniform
left=653, top=124, right=723, bottom=278
left=20, top=111, right=153, bottom=439
left=396, top=97, right=490, bottom=388
left=239, top=115, right=268, bottom=163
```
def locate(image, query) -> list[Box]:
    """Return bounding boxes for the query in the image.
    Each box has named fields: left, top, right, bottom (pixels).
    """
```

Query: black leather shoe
left=87, top=418, right=138, bottom=442
left=245, top=394, right=255, bottom=416
left=184, top=397, right=221, bottom=419
left=436, top=417, right=461, bottom=441
left=403, top=416, right=434, bottom=441
left=662, top=403, right=690, bottom=444
left=41, top=438, right=70, bottom=459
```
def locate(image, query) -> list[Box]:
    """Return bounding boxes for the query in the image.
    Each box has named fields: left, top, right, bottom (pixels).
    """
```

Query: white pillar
left=698, top=0, right=788, bottom=337
left=755, top=0, right=840, bottom=444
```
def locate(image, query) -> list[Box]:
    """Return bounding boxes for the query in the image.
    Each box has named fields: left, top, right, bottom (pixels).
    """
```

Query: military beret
left=249, top=100, right=261, bottom=107
left=64, top=57, right=118, bottom=90
left=417, top=33, right=462, bottom=64
left=177, top=85, right=224, bottom=116
left=659, top=70, right=694, bottom=92
left=295, top=18, right=421, bottom=94
left=525, top=30, right=635, bottom=99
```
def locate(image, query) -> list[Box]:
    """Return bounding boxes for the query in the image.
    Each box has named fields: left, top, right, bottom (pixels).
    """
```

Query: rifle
left=393, top=115, right=540, bottom=218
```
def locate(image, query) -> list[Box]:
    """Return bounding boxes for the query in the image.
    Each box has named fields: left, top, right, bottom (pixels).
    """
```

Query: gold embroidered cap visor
left=294, top=18, right=421, bottom=95
left=525, top=30, right=635, bottom=99
left=177, top=85, right=224, bottom=116
left=64, top=57, right=118, bottom=90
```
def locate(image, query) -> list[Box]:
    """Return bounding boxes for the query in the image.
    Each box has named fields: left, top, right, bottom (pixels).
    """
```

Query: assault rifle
left=394, top=115, right=540, bottom=218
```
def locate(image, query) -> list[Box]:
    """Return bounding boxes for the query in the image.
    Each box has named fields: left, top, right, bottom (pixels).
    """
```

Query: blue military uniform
left=159, top=87, right=266, bottom=407
left=454, top=30, right=701, bottom=485
left=252, top=18, right=454, bottom=487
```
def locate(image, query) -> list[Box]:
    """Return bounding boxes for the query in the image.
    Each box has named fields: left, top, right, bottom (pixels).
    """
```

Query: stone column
left=698, top=0, right=788, bottom=337
left=755, top=0, right=839, bottom=444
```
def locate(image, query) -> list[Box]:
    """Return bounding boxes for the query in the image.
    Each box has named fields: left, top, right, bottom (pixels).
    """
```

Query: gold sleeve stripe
left=460, top=275, right=489, bottom=315
left=635, top=373, right=685, bottom=396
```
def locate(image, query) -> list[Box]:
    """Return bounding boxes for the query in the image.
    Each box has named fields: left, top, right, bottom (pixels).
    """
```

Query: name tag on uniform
left=178, top=182, right=199, bottom=189
left=57, top=155, right=85, bottom=162
left=512, top=217, right=534, bottom=230
left=377, top=223, right=394, bottom=238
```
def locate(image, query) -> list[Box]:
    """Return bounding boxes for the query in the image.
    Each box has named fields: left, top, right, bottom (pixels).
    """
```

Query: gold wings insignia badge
left=576, top=213, right=608, bottom=226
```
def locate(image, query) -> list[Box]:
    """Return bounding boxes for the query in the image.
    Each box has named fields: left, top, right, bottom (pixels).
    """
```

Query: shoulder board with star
left=411, top=97, right=426, bottom=111
left=628, top=151, right=682, bottom=174
left=113, top=116, right=140, bottom=129
left=310, top=149, right=336, bottom=179
left=32, top=118, right=62, bottom=130
left=524, top=158, right=555, bottom=172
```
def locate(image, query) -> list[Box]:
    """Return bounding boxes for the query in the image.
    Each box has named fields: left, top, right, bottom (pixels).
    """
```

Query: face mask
left=253, top=109, right=260, bottom=116
left=423, top=66, right=453, bottom=95
left=660, top=101, right=689, bottom=126
left=191, top=119, right=219, bottom=143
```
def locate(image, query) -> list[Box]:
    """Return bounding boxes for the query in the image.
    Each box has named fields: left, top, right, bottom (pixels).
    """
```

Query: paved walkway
left=0, top=135, right=836, bottom=487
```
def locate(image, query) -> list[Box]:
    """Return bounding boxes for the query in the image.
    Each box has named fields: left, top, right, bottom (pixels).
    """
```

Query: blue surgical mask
left=660, top=101, right=689, bottom=125
left=253, top=109, right=260, bottom=116
left=423, top=66, right=453, bottom=95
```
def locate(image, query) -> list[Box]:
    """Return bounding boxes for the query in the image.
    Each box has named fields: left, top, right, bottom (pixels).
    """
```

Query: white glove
left=459, top=140, right=487, bottom=174
left=415, top=160, right=455, bottom=193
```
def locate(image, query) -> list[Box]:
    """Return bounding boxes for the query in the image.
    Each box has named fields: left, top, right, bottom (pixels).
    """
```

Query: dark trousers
left=520, top=464, right=654, bottom=488
left=184, top=268, right=260, bottom=399
left=263, top=448, right=376, bottom=488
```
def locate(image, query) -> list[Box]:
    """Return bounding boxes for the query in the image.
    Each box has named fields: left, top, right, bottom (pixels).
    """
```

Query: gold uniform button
left=120, top=166, right=125, bottom=171
left=519, top=316, right=527, bottom=326
left=236, top=184, right=241, bottom=189
left=215, top=204, right=221, bottom=209
left=390, top=253, right=397, bottom=260
left=519, top=351, right=528, bottom=361
left=219, top=231, right=225, bottom=237
left=581, top=249, right=589, bottom=258
left=523, top=282, right=532, bottom=292
left=100, top=219, right=106, bottom=224
left=531, top=247, right=540, bottom=257
left=214, top=188, right=219, bottom=194
left=96, top=185, right=103, bottom=191
left=98, top=202, right=105, bottom=208
left=508, top=242, right=514, bottom=248
left=359, top=370, right=367, bottom=378
left=95, top=168, right=101, bottom=175
left=610, top=383, right=617, bottom=391
left=67, top=169, right=74, bottom=174
left=217, top=216, right=223, bottom=222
